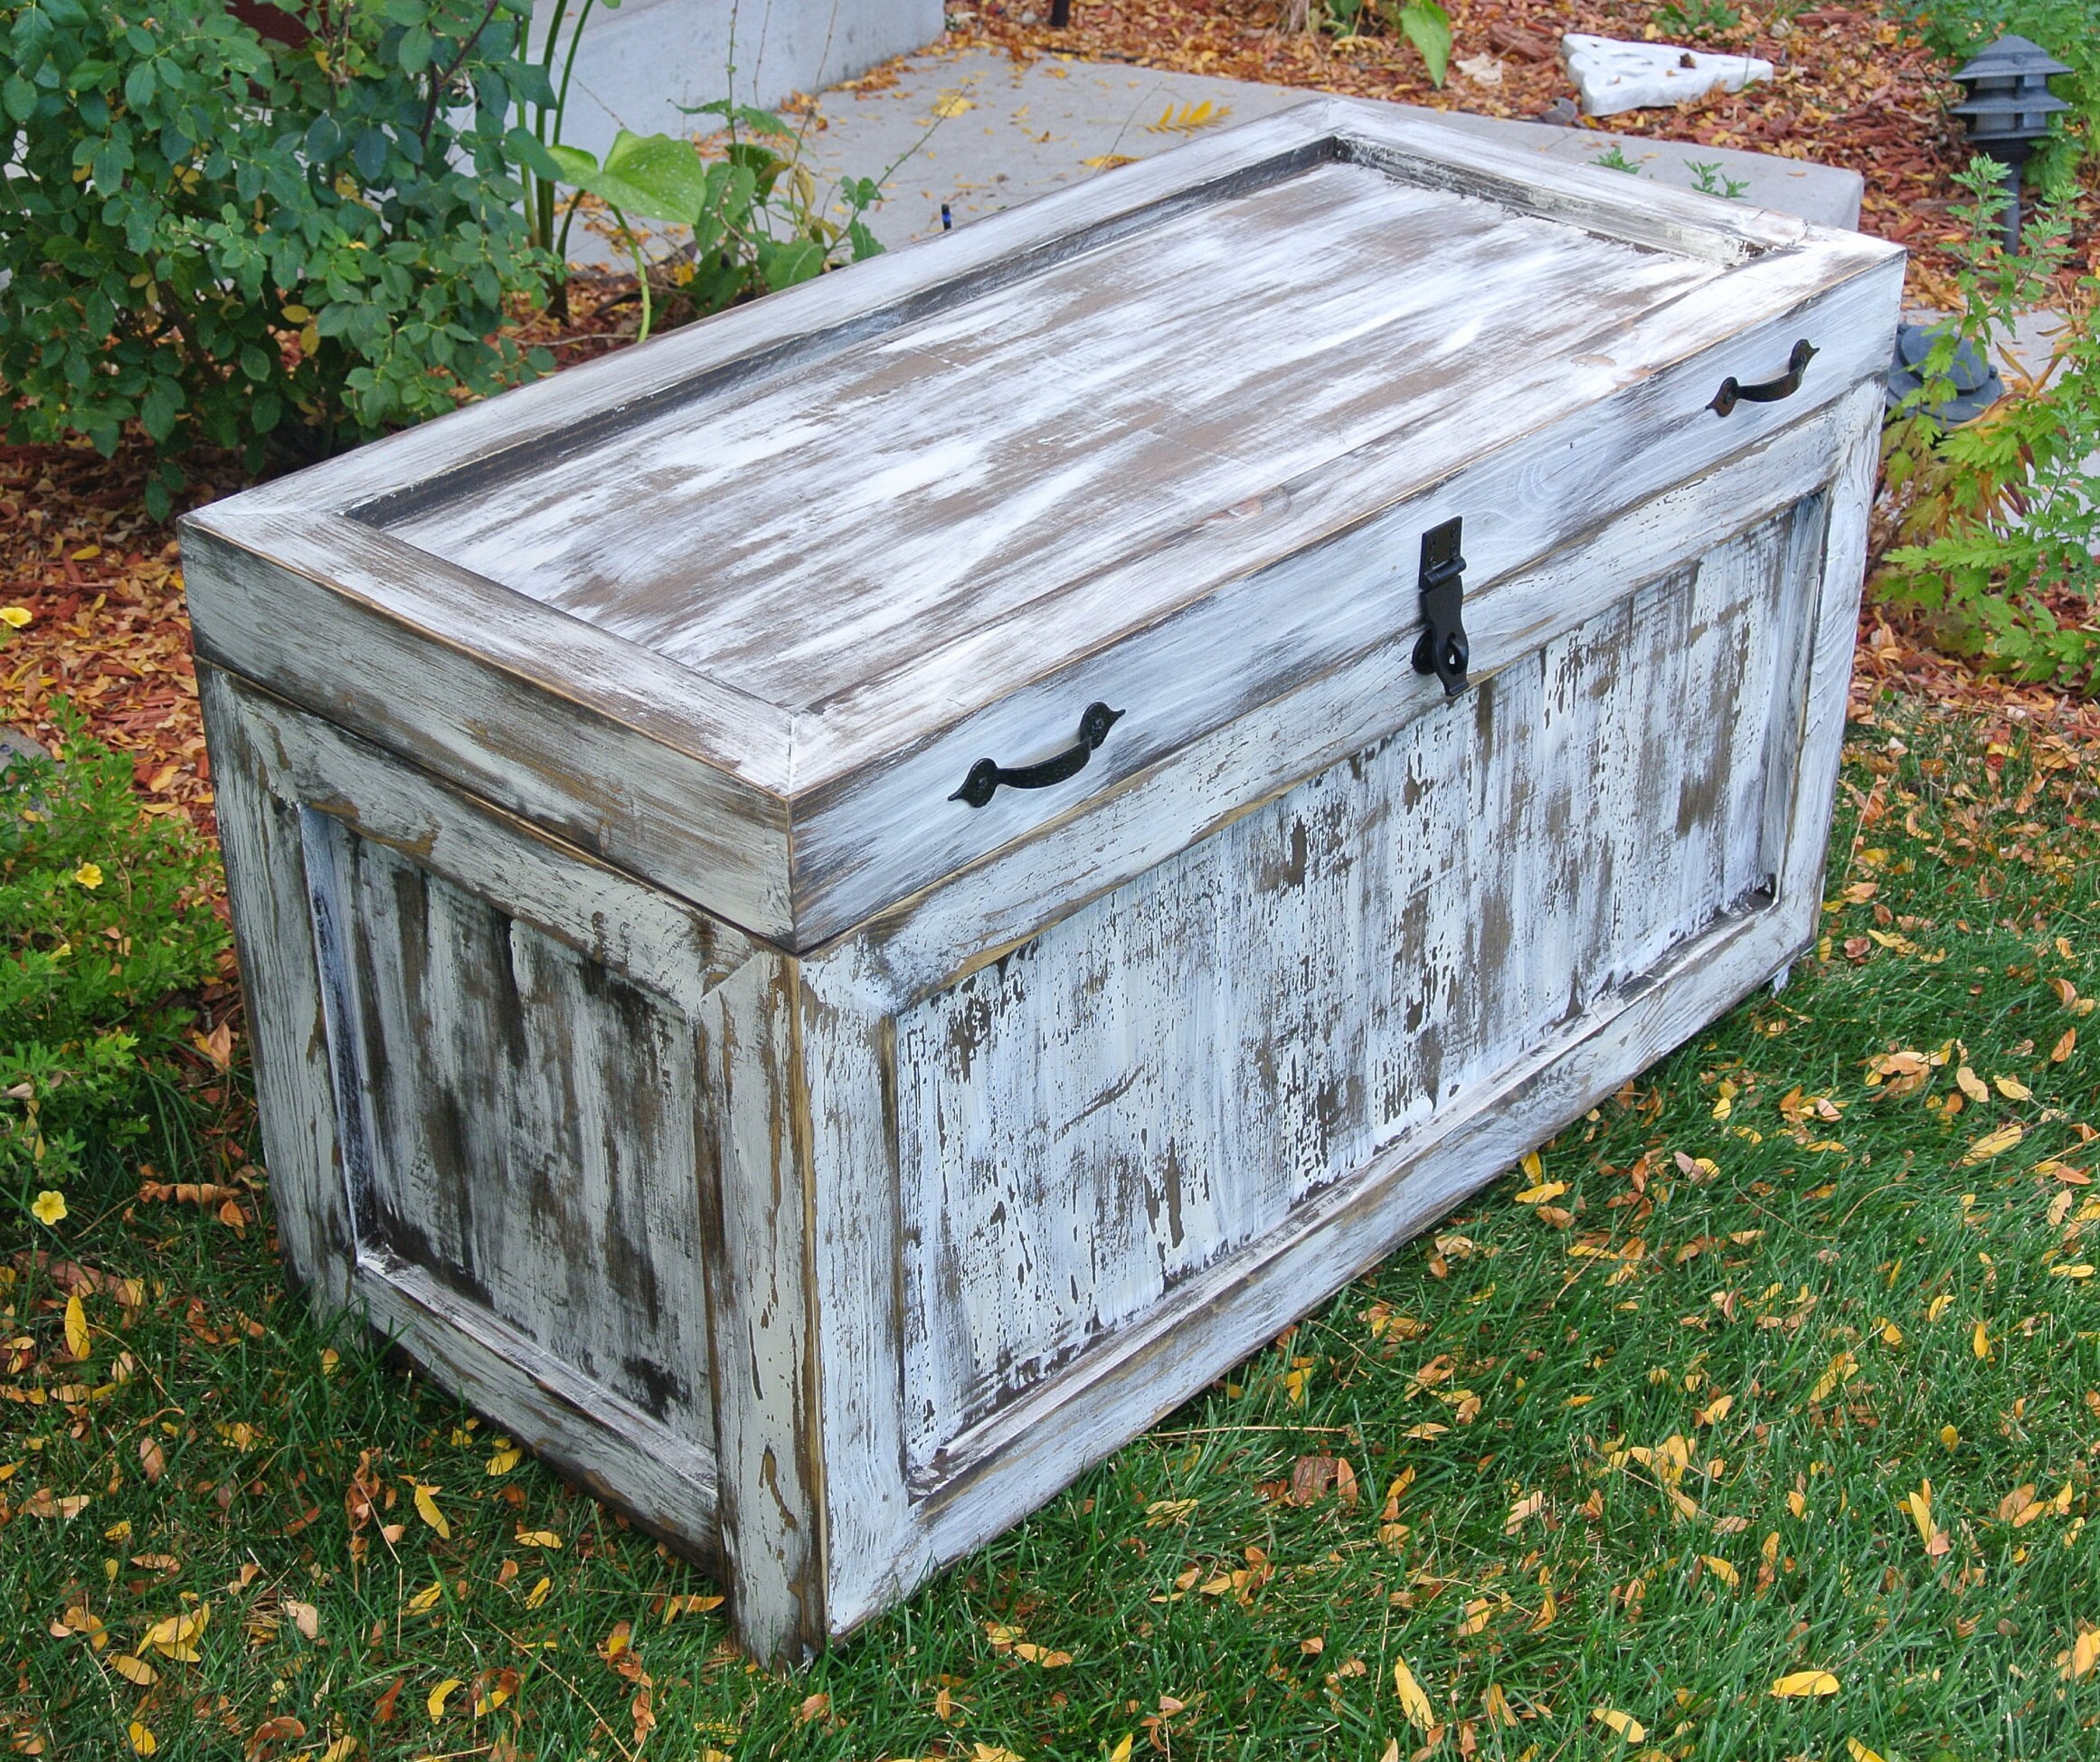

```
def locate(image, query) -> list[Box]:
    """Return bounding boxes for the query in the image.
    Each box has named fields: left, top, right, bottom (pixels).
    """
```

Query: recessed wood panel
left=894, top=499, right=1821, bottom=1473
left=307, top=820, right=717, bottom=1449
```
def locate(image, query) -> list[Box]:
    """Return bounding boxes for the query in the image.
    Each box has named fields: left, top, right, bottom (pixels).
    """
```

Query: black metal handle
left=1410, top=516, right=1470, bottom=696
left=1708, top=338, right=1818, bottom=417
left=951, top=702, right=1124, bottom=808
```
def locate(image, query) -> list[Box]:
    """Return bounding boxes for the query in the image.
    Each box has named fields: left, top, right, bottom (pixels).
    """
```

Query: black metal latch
left=1411, top=516, right=1470, bottom=696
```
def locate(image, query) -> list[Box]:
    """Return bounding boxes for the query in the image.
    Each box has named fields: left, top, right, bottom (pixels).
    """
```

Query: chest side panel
left=305, top=818, right=719, bottom=1441
left=894, top=496, right=1819, bottom=1473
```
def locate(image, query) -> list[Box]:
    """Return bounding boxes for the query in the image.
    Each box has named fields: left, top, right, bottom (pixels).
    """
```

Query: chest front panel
left=894, top=494, right=1821, bottom=1475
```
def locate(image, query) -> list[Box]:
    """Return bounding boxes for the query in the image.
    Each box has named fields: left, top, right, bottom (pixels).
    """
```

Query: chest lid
left=184, top=98, right=1901, bottom=950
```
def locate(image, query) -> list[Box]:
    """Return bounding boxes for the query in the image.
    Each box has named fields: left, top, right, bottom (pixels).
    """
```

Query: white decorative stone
left=1562, top=33, right=1774, bottom=118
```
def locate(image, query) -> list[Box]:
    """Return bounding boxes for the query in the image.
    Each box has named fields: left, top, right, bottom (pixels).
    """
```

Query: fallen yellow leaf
left=111, top=1654, right=157, bottom=1686
left=1811, top=1351, right=1858, bottom=1403
left=411, top=1483, right=449, bottom=1539
left=2065, top=1628, right=2099, bottom=1681
left=1994, top=1075, right=2033, bottom=1100
left=515, top=1528, right=562, bottom=1549
left=1963, top=1123, right=2024, bottom=1163
left=486, top=1440, right=523, bottom=1476
left=1699, top=1555, right=1739, bottom=1587
left=141, top=1605, right=209, bottom=1660
left=1956, top=1066, right=1990, bottom=1104
left=1846, top=1741, right=1888, bottom=1762
left=1592, top=1707, right=1646, bottom=1741
left=1010, top=1643, right=1074, bottom=1667
left=1697, top=1393, right=1734, bottom=1426
left=1771, top=1670, right=1840, bottom=1698
left=1393, top=1655, right=1433, bottom=1730
left=1109, top=1738, right=1135, bottom=1762
left=427, top=1677, right=463, bottom=1720
left=318, top=1738, right=359, bottom=1762
left=128, top=1722, right=156, bottom=1756
left=1973, top=1321, right=1992, bottom=1360
left=63, top=1293, right=90, bottom=1360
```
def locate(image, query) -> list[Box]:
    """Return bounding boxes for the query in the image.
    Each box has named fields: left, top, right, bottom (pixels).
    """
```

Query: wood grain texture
left=838, top=390, right=1866, bottom=1012
left=184, top=99, right=1902, bottom=944
left=695, top=952, right=827, bottom=1662
left=387, top=162, right=1724, bottom=702
left=201, top=668, right=356, bottom=1314
left=310, top=817, right=719, bottom=1436
left=891, top=502, right=1807, bottom=1473
left=910, top=879, right=1810, bottom=1577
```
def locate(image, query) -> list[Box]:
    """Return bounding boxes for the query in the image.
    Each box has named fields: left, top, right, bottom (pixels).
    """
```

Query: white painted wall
left=540, top=0, right=945, bottom=156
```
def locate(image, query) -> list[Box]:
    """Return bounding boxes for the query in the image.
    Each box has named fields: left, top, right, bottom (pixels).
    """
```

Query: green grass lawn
left=5, top=696, right=2098, bottom=1762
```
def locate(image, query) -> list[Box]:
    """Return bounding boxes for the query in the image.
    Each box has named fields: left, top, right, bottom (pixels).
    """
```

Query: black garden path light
left=1950, top=33, right=2070, bottom=253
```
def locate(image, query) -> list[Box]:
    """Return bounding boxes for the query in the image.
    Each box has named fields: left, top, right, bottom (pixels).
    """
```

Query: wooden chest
left=184, top=100, right=1903, bottom=1660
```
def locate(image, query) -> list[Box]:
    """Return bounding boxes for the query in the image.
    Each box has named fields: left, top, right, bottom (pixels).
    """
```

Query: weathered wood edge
left=198, top=662, right=763, bottom=1010
left=182, top=526, right=799, bottom=941
left=201, top=666, right=357, bottom=1315
left=782, top=266, right=1903, bottom=951
left=357, top=1252, right=724, bottom=1543
left=814, top=380, right=1886, bottom=1015
left=695, top=953, right=829, bottom=1662
left=1770, top=364, right=1884, bottom=935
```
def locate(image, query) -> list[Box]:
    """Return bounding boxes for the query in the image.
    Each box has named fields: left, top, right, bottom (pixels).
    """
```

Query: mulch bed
left=941, top=0, right=2095, bottom=307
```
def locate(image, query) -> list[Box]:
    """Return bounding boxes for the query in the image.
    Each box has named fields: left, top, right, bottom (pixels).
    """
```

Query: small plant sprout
left=1687, top=160, right=1752, bottom=199
left=1592, top=144, right=1646, bottom=175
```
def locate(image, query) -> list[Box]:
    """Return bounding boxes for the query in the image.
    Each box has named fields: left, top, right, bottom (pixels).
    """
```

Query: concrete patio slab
left=790, top=45, right=1864, bottom=247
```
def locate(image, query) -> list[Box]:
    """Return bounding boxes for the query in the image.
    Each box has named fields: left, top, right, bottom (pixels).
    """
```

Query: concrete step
left=789, top=44, right=1863, bottom=248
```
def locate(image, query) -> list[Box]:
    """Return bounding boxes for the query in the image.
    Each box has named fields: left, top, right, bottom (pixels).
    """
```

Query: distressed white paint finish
left=388, top=163, right=1724, bottom=696
left=198, top=669, right=833, bottom=1660
left=308, top=816, right=718, bottom=1435
left=892, top=503, right=1811, bottom=1472
left=189, top=102, right=1904, bottom=1660
left=184, top=99, right=1901, bottom=949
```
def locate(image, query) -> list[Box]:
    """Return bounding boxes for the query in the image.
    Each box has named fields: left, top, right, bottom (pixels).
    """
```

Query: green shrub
left=1888, top=0, right=2096, bottom=188
left=0, top=0, right=560, bottom=515
left=1878, top=160, right=2100, bottom=689
left=2, top=706, right=229, bottom=1231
